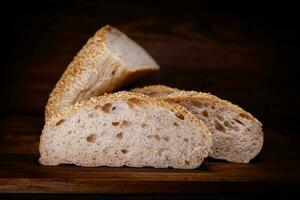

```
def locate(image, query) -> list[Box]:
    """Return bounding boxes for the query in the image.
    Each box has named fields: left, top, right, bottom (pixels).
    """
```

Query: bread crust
left=45, top=25, right=159, bottom=121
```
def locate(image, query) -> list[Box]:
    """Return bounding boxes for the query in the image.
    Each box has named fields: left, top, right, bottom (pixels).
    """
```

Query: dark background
left=1, top=0, right=299, bottom=134
left=0, top=0, right=299, bottom=199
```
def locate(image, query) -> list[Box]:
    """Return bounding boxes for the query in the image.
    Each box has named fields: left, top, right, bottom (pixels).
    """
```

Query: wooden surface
left=1, top=0, right=300, bottom=195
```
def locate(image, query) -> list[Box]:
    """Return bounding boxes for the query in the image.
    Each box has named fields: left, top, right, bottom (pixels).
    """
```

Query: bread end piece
left=45, top=25, right=159, bottom=121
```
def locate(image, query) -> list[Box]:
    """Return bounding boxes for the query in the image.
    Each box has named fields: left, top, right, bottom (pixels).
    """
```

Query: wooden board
left=0, top=116, right=299, bottom=194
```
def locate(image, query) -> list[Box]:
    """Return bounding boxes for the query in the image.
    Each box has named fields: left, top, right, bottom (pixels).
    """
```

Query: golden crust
left=45, top=25, right=159, bottom=121
left=46, top=91, right=211, bottom=137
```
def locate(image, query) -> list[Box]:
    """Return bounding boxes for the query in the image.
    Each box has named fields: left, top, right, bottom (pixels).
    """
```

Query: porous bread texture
left=133, top=85, right=263, bottom=163
left=45, top=25, right=159, bottom=121
left=131, top=85, right=180, bottom=97
left=40, top=92, right=212, bottom=169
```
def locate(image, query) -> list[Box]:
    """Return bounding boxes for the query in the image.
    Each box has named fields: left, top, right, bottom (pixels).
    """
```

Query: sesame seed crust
left=45, top=25, right=159, bottom=121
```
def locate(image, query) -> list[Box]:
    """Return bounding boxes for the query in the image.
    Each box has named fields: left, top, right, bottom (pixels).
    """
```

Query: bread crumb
left=87, top=134, right=97, bottom=143
left=56, top=119, right=65, bottom=126
left=154, top=135, right=160, bottom=141
left=141, top=123, right=146, bottom=128
left=163, top=136, right=170, bottom=142
left=112, top=122, right=120, bottom=126
left=116, top=132, right=124, bottom=139
left=121, top=120, right=129, bottom=127
left=121, top=149, right=128, bottom=154
left=101, top=103, right=112, bottom=113
left=127, top=98, right=143, bottom=107
left=202, top=111, right=208, bottom=117
left=214, top=120, right=225, bottom=132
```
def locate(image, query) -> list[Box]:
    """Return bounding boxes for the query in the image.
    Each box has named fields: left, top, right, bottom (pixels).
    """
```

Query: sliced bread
left=39, top=92, right=212, bottom=169
left=45, top=25, right=159, bottom=121
left=132, top=85, right=263, bottom=163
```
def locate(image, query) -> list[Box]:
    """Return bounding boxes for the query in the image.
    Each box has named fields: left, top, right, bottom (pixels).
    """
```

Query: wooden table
left=1, top=0, right=299, bottom=197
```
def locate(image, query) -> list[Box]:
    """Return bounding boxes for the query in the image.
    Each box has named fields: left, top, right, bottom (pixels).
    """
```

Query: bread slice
left=39, top=92, right=212, bottom=169
left=132, top=85, right=263, bottom=163
left=45, top=25, right=159, bottom=121
left=131, top=85, right=180, bottom=96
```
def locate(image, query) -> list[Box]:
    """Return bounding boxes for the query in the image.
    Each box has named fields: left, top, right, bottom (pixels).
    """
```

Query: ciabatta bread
left=132, top=85, right=263, bottom=163
left=45, top=25, right=159, bottom=121
left=39, top=92, right=212, bottom=169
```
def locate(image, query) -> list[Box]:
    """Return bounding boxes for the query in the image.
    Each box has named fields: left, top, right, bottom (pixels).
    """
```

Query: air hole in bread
left=88, top=113, right=94, bottom=118
left=112, top=106, right=116, bottom=110
left=158, top=148, right=166, bottom=156
left=111, top=70, right=116, bottom=75
left=211, top=105, right=215, bottom=109
left=175, top=112, right=185, bottom=120
left=240, top=113, right=250, bottom=119
left=112, top=122, right=120, bottom=126
left=173, top=122, right=179, bottom=126
left=77, top=119, right=81, bottom=123
left=184, top=138, right=188, bottom=142
left=234, top=118, right=245, bottom=125
left=68, top=131, right=72, bottom=134
left=127, top=98, right=143, bottom=107
left=224, top=120, right=232, bottom=128
left=116, top=132, right=124, bottom=139
left=121, top=149, right=128, bottom=154
left=214, top=120, right=225, bottom=132
left=101, top=103, right=112, bottom=113
left=121, top=120, right=129, bottom=127
left=154, top=135, right=160, bottom=141
left=216, top=115, right=224, bottom=121
left=192, top=101, right=203, bottom=108
left=185, top=160, right=190, bottom=165
left=56, top=119, right=65, bottom=126
left=163, top=136, right=170, bottom=142
left=92, top=157, right=96, bottom=160
left=147, top=135, right=153, bottom=139
left=202, top=111, right=208, bottom=117
left=141, top=123, right=146, bottom=128
left=86, top=134, right=97, bottom=143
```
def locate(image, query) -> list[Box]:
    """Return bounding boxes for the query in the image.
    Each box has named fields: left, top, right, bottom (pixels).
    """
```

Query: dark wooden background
left=1, top=0, right=300, bottom=199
